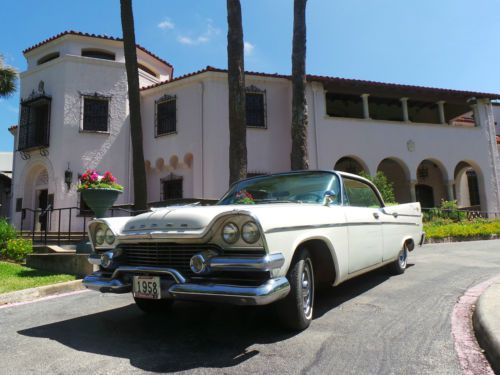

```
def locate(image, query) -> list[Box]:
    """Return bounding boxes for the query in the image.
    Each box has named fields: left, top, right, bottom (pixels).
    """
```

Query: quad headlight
left=222, top=222, right=239, bottom=244
left=95, top=226, right=106, bottom=245
left=92, top=223, right=115, bottom=247
left=105, top=228, right=115, bottom=245
left=221, top=221, right=261, bottom=245
left=241, top=221, right=260, bottom=244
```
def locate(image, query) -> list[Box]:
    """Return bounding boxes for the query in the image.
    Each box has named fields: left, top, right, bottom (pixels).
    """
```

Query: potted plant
left=78, top=170, right=124, bottom=218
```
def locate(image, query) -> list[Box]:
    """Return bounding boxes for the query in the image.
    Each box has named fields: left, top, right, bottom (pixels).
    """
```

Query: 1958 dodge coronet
left=83, top=170, right=424, bottom=330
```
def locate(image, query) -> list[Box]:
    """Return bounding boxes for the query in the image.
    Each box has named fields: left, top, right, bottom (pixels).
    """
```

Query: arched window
left=37, top=52, right=60, bottom=65
left=81, top=49, right=115, bottom=61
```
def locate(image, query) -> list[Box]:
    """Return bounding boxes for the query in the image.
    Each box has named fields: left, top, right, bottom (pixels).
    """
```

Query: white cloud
left=177, top=19, right=221, bottom=46
left=244, top=41, right=255, bottom=56
left=158, top=18, right=175, bottom=30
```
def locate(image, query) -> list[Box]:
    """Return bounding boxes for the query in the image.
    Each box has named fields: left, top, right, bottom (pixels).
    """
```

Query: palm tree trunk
left=227, top=0, right=247, bottom=185
left=291, top=0, right=309, bottom=170
left=120, top=0, right=148, bottom=210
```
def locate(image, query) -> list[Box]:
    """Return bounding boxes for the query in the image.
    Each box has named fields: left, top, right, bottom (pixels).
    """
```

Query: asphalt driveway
left=1, top=240, right=499, bottom=374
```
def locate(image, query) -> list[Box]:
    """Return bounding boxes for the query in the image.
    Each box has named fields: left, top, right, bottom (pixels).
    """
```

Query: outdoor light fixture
left=64, top=163, right=73, bottom=190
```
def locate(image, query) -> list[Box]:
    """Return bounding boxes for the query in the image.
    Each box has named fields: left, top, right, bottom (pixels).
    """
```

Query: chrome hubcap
left=398, top=248, right=408, bottom=269
left=301, top=261, right=313, bottom=318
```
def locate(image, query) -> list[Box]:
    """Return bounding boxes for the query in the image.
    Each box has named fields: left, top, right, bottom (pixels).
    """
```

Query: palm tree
left=120, top=0, right=148, bottom=210
left=227, top=0, right=247, bottom=185
left=0, top=55, right=17, bottom=97
left=290, top=0, right=309, bottom=170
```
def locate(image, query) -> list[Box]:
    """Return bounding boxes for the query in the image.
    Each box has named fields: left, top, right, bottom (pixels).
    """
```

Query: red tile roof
left=23, top=31, right=173, bottom=69
left=141, top=66, right=500, bottom=102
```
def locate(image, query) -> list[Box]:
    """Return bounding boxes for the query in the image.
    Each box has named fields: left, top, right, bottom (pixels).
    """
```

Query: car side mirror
left=323, top=190, right=337, bottom=206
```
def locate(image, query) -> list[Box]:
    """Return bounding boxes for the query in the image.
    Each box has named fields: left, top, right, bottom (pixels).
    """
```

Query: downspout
left=201, top=81, right=205, bottom=197
left=311, top=84, right=320, bottom=169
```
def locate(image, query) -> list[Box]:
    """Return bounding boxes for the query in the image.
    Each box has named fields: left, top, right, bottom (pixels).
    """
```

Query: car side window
left=343, top=178, right=382, bottom=208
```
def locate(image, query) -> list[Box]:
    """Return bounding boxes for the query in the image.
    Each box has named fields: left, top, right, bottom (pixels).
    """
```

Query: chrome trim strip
left=208, top=253, right=285, bottom=271
left=111, top=266, right=186, bottom=284
left=82, top=275, right=131, bottom=293
left=265, top=221, right=419, bottom=234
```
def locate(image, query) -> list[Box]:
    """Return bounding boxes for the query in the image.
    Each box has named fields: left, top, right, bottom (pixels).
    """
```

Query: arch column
left=446, top=180, right=455, bottom=201
left=409, top=179, right=417, bottom=202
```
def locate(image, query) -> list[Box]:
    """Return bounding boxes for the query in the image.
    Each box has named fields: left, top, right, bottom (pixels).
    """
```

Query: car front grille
left=119, top=243, right=220, bottom=276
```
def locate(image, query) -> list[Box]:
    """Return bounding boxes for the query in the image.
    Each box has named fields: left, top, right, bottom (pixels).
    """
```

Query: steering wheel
left=294, top=193, right=322, bottom=203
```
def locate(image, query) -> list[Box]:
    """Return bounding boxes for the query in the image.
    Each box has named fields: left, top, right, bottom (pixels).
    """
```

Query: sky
left=1, top=0, right=500, bottom=152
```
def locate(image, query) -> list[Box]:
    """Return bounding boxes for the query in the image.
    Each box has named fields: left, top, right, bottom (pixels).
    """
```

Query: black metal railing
left=421, top=207, right=500, bottom=222
left=19, top=198, right=218, bottom=246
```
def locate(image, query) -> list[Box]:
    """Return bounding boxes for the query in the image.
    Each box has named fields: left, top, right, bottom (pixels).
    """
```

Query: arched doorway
left=376, top=158, right=411, bottom=203
left=415, top=184, right=434, bottom=209
left=23, top=164, right=50, bottom=231
left=454, top=161, right=482, bottom=210
left=415, top=159, right=447, bottom=208
left=334, top=156, right=367, bottom=175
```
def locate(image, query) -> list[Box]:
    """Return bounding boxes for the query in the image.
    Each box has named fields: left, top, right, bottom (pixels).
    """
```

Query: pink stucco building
left=8, top=32, right=500, bottom=231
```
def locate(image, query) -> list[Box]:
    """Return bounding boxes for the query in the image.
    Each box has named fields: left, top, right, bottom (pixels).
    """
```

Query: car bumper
left=82, top=253, right=290, bottom=306
left=82, top=272, right=290, bottom=306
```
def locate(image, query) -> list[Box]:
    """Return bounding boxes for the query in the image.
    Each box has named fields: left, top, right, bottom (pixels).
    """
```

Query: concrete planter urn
left=81, top=188, right=122, bottom=218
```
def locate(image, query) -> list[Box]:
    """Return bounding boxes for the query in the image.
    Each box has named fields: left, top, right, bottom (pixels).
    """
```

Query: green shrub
left=424, top=220, right=500, bottom=239
left=0, top=218, right=17, bottom=250
left=4, top=239, right=33, bottom=262
left=423, top=200, right=467, bottom=222
left=359, top=171, right=396, bottom=204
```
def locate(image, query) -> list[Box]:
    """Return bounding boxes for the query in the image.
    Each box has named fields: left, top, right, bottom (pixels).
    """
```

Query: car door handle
left=373, top=212, right=380, bottom=219
left=392, top=212, right=398, bottom=218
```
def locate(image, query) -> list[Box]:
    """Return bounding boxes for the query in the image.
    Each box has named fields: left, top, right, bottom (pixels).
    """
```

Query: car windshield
left=217, top=172, right=340, bottom=205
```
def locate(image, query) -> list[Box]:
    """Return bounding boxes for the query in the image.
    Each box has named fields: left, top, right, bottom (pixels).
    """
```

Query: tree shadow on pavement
left=18, top=300, right=294, bottom=373
left=18, top=264, right=414, bottom=372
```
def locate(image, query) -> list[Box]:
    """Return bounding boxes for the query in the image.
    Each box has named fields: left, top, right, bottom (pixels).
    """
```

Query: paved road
left=1, top=240, right=500, bottom=375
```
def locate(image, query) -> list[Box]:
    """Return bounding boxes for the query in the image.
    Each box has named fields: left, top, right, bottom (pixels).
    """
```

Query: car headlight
left=95, top=226, right=105, bottom=245
left=241, top=221, right=260, bottom=244
left=222, top=222, right=239, bottom=244
left=105, top=228, right=115, bottom=245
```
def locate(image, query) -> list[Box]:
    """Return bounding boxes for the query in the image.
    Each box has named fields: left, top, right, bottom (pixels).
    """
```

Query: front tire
left=276, top=249, right=315, bottom=331
left=134, top=297, right=173, bottom=313
left=388, top=245, right=408, bottom=275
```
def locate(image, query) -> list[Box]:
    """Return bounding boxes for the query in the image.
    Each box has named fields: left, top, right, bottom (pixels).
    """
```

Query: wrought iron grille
left=18, top=96, right=51, bottom=151
left=156, top=97, right=176, bottom=136
left=161, top=175, right=183, bottom=200
left=83, top=97, right=109, bottom=132
left=246, top=92, right=266, bottom=128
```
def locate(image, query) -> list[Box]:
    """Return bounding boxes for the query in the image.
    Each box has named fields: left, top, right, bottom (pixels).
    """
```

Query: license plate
left=133, top=276, right=161, bottom=299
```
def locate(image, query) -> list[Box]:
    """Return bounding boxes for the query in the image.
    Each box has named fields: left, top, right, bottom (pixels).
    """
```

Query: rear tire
left=134, top=297, right=173, bottom=313
left=388, top=245, right=408, bottom=275
left=276, top=248, right=314, bottom=331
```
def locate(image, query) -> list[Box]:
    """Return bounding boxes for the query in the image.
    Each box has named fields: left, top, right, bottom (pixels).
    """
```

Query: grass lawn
left=424, top=220, right=500, bottom=239
left=0, top=261, right=77, bottom=294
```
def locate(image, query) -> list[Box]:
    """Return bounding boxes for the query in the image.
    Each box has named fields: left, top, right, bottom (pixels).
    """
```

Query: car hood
left=120, top=203, right=338, bottom=234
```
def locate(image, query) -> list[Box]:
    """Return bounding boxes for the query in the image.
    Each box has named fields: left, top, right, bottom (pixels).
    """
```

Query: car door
left=342, top=177, right=384, bottom=273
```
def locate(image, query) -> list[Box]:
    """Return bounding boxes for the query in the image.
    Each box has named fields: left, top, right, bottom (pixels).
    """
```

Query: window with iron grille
left=156, top=96, right=176, bottom=136
left=466, top=170, right=480, bottom=206
left=82, top=97, right=109, bottom=132
left=246, top=92, right=266, bottom=128
left=18, top=96, right=51, bottom=151
left=161, top=176, right=183, bottom=200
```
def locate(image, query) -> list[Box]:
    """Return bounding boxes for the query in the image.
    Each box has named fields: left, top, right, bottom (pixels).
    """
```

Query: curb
left=426, top=234, right=500, bottom=244
left=473, top=278, right=500, bottom=374
left=0, top=279, right=84, bottom=306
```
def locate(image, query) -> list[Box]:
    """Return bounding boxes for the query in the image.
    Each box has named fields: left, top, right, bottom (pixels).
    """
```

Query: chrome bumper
left=82, top=259, right=290, bottom=306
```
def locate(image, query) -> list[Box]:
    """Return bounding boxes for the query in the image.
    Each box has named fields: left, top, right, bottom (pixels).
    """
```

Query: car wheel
left=388, top=245, right=408, bottom=275
left=134, top=297, right=173, bottom=313
left=276, top=248, right=314, bottom=331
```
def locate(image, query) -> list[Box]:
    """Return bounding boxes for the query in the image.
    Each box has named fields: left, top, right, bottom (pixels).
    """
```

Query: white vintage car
left=83, top=170, right=424, bottom=330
